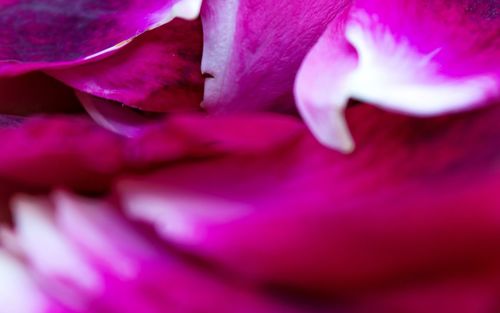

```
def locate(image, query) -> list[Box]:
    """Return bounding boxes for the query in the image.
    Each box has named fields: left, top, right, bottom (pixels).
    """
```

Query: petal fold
left=296, top=0, right=500, bottom=150
left=201, top=0, right=352, bottom=112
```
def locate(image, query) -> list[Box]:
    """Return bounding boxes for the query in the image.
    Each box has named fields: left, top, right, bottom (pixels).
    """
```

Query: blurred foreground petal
left=0, top=191, right=305, bottom=313
left=117, top=104, right=500, bottom=300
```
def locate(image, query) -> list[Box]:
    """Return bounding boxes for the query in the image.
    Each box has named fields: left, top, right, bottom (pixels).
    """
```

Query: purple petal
left=50, top=18, right=204, bottom=113
left=0, top=0, right=202, bottom=75
left=76, top=92, right=165, bottom=138
left=117, top=103, right=500, bottom=295
left=201, top=0, right=352, bottom=112
left=296, top=0, right=500, bottom=150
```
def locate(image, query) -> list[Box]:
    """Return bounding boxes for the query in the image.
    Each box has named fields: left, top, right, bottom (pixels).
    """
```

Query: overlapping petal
left=0, top=192, right=304, bottom=313
left=296, top=0, right=500, bottom=151
left=115, top=103, right=500, bottom=303
left=0, top=105, right=498, bottom=312
left=50, top=19, right=204, bottom=113
left=201, top=0, right=352, bottom=112
left=0, top=0, right=202, bottom=75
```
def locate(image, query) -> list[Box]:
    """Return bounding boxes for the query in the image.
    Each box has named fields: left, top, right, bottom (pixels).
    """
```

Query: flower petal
left=117, top=103, right=500, bottom=295
left=296, top=0, right=500, bottom=150
left=0, top=191, right=306, bottom=313
left=76, top=92, right=165, bottom=138
left=0, top=116, right=126, bottom=192
left=201, top=0, right=352, bottom=112
left=0, top=0, right=202, bottom=75
left=49, top=19, right=204, bottom=112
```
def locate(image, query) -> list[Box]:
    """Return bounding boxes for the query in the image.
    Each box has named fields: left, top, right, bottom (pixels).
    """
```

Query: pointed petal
left=49, top=19, right=204, bottom=112
left=0, top=0, right=202, bottom=75
left=296, top=0, right=500, bottom=149
left=201, top=0, right=352, bottom=112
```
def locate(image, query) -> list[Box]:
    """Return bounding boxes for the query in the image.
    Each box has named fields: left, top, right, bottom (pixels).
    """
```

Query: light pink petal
left=49, top=19, right=204, bottom=113
left=117, top=103, right=500, bottom=295
left=0, top=0, right=202, bottom=75
left=296, top=0, right=500, bottom=150
left=0, top=191, right=305, bottom=313
left=201, top=0, right=352, bottom=112
left=0, top=248, right=50, bottom=313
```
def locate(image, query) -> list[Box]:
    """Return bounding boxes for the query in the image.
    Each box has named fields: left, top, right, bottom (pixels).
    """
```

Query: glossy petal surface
left=296, top=0, right=500, bottom=150
left=50, top=19, right=204, bottom=112
left=0, top=0, right=202, bottom=75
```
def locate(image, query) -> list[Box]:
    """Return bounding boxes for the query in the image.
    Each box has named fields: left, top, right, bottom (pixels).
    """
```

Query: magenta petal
left=50, top=19, right=204, bottom=112
left=0, top=116, right=126, bottom=192
left=0, top=0, right=202, bottom=75
left=201, top=0, right=352, bottom=112
left=117, top=104, right=500, bottom=295
left=296, top=0, right=500, bottom=150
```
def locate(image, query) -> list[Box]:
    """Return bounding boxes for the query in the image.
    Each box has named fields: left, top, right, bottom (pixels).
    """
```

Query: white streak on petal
left=345, top=12, right=499, bottom=115
left=201, top=0, right=239, bottom=108
left=119, top=181, right=251, bottom=243
left=54, top=192, right=142, bottom=279
left=12, top=196, right=102, bottom=292
left=0, top=251, right=47, bottom=313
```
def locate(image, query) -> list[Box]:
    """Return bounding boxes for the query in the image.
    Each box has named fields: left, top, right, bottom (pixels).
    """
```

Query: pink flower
left=0, top=0, right=498, bottom=313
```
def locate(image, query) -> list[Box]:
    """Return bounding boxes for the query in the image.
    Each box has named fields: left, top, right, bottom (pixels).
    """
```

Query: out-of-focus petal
left=50, top=19, right=204, bottom=113
left=0, top=113, right=303, bottom=193
left=0, top=249, right=49, bottom=313
left=349, top=271, right=500, bottom=313
left=0, top=117, right=126, bottom=192
left=296, top=0, right=500, bottom=150
left=0, top=0, right=202, bottom=75
left=0, top=191, right=306, bottom=313
left=117, top=103, right=500, bottom=296
left=201, top=0, right=352, bottom=112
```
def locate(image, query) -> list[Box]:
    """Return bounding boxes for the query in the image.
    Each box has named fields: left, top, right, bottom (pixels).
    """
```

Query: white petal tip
left=171, top=0, right=203, bottom=20
left=298, top=100, right=355, bottom=153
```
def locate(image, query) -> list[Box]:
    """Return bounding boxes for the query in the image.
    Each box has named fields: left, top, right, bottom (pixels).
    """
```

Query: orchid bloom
left=0, top=0, right=499, bottom=313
